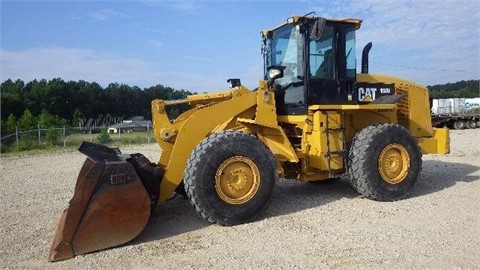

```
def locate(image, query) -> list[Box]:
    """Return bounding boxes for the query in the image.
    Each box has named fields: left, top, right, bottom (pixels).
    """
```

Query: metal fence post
left=147, top=123, right=150, bottom=143
left=38, top=124, right=41, bottom=145
left=63, top=125, right=66, bottom=147
left=15, top=126, right=19, bottom=147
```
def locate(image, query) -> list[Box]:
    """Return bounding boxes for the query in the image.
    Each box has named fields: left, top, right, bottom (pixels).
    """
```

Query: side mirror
left=310, top=18, right=326, bottom=41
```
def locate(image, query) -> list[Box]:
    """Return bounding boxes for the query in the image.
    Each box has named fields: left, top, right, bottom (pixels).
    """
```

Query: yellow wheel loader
left=48, top=14, right=450, bottom=261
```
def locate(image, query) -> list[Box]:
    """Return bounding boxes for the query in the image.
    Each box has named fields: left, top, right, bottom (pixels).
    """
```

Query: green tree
left=428, top=79, right=479, bottom=98
left=72, top=108, right=84, bottom=127
left=6, top=114, right=17, bottom=135
left=97, top=127, right=112, bottom=144
left=45, top=78, right=70, bottom=119
left=45, top=127, right=61, bottom=146
left=2, top=78, right=195, bottom=129
left=37, top=110, right=68, bottom=129
left=23, top=79, right=48, bottom=116
left=76, top=81, right=105, bottom=118
left=18, top=109, right=36, bottom=131
left=38, top=110, right=55, bottom=128
left=1, top=79, right=25, bottom=120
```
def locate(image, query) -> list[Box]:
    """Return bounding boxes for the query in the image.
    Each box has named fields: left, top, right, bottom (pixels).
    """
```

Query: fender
left=152, top=82, right=299, bottom=202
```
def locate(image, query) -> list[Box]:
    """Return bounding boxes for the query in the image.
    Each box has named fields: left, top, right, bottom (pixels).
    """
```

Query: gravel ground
left=1, top=129, right=479, bottom=269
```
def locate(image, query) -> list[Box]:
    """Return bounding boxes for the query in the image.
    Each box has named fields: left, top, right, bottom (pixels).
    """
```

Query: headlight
left=227, top=78, right=241, bottom=88
left=268, top=68, right=282, bottom=79
left=267, top=66, right=285, bottom=80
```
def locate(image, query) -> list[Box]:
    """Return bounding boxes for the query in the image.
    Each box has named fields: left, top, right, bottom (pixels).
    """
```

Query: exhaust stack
left=361, top=42, right=373, bottom=74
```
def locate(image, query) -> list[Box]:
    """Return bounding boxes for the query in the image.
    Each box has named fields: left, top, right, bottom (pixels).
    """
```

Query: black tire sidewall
left=467, top=120, right=477, bottom=129
left=454, top=120, right=466, bottom=130
left=185, top=131, right=276, bottom=225
left=348, top=124, right=422, bottom=201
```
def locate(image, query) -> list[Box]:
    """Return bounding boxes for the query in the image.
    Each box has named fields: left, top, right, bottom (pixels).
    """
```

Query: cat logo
left=358, top=87, right=377, bottom=102
left=356, top=83, right=395, bottom=103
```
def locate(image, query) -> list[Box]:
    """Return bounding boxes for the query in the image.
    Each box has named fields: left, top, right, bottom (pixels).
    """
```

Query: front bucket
left=48, top=142, right=160, bottom=262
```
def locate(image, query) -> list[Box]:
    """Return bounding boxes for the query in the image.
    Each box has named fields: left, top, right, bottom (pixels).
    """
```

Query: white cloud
left=0, top=46, right=233, bottom=91
left=142, top=0, right=203, bottom=13
left=1, top=1, right=477, bottom=92
left=165, top=1, right=202, bottom=13
left=325, top=0, right=480, bottom=85
left=148, top=40, right=163, bottom=48
left=0, top=46, right=155, bottom=87
left=362, top=0, right=480, bottom=84
left=89, top=8, right=127, bottom=21
left=238, top=63, right=264, bottom=90
left=182, top=55, right=213, bottom=62
left=351, top=1, right=479, bottom=51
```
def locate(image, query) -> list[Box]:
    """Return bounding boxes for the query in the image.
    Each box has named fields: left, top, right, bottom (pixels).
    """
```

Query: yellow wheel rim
left=378, top=143, right=410, bottom=184
left=215, top=156, right=260, bottom=204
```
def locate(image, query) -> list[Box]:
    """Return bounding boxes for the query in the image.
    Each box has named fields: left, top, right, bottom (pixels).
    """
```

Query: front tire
left=184, top=131, right=277, bottom=225
left=347, top=124, right=422, bottom=201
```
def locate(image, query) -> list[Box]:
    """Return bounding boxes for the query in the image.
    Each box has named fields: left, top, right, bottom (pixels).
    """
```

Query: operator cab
left=262, top=16, right=361, bottom=115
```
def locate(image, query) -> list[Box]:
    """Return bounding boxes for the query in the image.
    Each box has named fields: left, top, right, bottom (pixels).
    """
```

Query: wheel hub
left=378, top=143, right=410, bottom=184
left=215, top=156, right=260, bottom=204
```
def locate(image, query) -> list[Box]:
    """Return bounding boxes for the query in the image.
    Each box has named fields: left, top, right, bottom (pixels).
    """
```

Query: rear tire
left=467, top=120, right=477, bottom=129
left=347, top=124, right=422, bottom=201
left=184, top=131, right=277, bottom=225
left=453, top=120, right=466, bottom=130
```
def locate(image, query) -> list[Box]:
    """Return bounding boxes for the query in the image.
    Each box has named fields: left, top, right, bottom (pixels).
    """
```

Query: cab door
left=307, top=23, right=357, bottom=105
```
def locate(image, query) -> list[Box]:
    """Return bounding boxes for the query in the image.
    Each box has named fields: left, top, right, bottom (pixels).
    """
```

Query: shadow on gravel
left=130, top=160, right=479, bottom=247
left=132, top=177, right=360, bottom=247
left=266, top=177, right=358, bottom=218
left=411, top=160, right=479, bottom=198
left=130, top=195, right=208, bottom=245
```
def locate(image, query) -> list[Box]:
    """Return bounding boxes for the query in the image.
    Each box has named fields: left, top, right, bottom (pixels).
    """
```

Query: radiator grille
left=395, top=84, right=410, bottom=128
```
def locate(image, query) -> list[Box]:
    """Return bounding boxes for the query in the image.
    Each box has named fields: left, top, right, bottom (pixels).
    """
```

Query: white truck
left=431, top=98, right=480, bottom=129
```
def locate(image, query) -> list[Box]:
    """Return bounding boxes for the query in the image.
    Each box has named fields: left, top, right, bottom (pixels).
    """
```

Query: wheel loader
left=48, top=14, right=450, bottom=261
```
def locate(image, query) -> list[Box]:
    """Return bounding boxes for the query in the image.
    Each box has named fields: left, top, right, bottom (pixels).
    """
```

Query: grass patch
left=1, top=130, right=155, bottom=156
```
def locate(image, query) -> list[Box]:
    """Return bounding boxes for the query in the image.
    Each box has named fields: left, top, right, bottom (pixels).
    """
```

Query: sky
left=1, top=0, right=479, bottom=93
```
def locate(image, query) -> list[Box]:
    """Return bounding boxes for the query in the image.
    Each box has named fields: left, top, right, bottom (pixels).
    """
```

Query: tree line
left=1, top=78, right=193, bottom=136
left=1, top=78, right=478, bottom=137
left=427, top=79, right=479, bottom=99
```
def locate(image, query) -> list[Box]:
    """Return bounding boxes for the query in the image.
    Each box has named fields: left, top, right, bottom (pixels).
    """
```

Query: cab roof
left=261, top=15, right=362, bottom=37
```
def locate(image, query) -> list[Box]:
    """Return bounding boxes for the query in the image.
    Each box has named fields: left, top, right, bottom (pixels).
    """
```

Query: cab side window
left=309, top=25, right=335, bottom=80
left=345, top=28, right=356, bottom=79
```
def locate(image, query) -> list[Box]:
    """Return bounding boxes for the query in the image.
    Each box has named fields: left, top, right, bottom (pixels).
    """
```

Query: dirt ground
left=1, top=129, right=479, bottom=269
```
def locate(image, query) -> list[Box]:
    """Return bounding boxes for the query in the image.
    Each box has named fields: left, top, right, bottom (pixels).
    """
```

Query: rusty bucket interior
left=48, top=142, right=162, bottom=262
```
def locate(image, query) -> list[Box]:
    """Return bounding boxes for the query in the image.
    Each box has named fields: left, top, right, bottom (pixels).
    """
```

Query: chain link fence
left=1, top=125, right=154, bottom=153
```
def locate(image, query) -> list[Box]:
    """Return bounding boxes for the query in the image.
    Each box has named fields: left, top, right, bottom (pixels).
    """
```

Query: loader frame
left=151, top=75, right=449, bottom=202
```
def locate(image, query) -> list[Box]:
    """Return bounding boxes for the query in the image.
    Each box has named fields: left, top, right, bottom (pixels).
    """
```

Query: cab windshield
left=263, top=24, right=305, bottom=105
